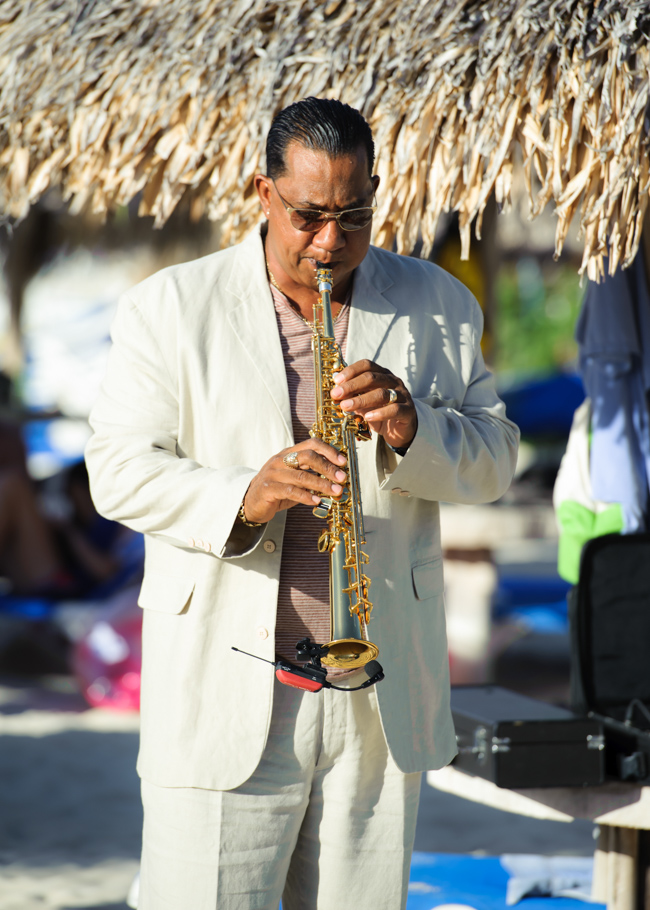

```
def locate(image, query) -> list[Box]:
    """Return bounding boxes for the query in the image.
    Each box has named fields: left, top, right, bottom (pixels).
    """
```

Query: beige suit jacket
left=86, top=226, right=519, bottom=790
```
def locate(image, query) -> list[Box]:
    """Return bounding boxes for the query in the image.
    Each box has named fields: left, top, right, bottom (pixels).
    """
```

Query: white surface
left=427, top=765, right=650, bottom=830
left=439, top=502, right=558, bottom=549
left=501, top=854, right=594, bottom=903
left=21, top=247, right=154, bottom=416
left=444, top=560, right=496, bottom=662
left=427, top=766, right=574, bottom=822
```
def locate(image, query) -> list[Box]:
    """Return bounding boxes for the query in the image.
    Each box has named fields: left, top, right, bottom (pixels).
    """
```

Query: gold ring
left=283, top=452, right=300, bottom=468
left=387, top=388, right=398, bottom=404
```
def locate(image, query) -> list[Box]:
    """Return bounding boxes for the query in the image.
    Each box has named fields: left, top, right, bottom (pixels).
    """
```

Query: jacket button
left=399, top=490, right=411, bottom=497
left=263, top=540, right=277, bottom=553
left=391, top=488, right=402, bottom=495
left=195, top=538, right=204, bottom=548
left=204, top=541, right=212, bottom=552
left=188, top=537, right=196, bottom=547
left=257, top=627, right=269, bottom=640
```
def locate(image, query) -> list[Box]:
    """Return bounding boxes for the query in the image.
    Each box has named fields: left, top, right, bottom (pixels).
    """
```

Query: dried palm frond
left=1, top=0, right=649, bottom=279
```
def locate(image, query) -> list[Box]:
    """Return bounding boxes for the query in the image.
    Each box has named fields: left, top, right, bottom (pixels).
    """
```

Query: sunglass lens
left=288, top=208, right=374, bottom=232
left=290, top=211, right=328, bottom=231
left=339, top=210, right=373, bottom=230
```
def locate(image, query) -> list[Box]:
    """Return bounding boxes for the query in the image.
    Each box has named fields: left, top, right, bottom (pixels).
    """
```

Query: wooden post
left=593, top=825, right=638, bottom=910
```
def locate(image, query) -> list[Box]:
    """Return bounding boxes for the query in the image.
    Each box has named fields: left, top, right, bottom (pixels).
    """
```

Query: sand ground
left=0, top=674, right=595, bottom=910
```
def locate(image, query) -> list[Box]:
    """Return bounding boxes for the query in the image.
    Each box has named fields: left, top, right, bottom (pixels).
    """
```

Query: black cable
left=328, top=659, right=384, bottom=691
left=624, top=698, right=650, bottom=727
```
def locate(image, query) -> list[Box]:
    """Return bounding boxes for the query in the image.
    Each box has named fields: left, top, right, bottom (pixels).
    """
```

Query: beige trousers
left=139, top=675, right=421, bottom=910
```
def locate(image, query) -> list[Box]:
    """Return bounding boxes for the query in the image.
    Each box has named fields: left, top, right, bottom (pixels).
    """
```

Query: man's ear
left=254, top=174, right=272, bottom=216
left=372, top=174, right=380, bottom=193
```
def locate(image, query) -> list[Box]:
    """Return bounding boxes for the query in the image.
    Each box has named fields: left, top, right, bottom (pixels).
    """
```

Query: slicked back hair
left=266, top=97, right=375, bottom=179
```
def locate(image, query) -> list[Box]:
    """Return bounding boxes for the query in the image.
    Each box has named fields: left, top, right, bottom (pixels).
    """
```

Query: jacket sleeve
left=376, top=311, right=519, bottom=504
left=85, top=293, right=264, bottom=559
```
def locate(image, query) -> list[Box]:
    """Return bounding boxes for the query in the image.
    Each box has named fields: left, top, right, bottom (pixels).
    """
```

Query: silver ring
left=283, top=452, right=300, bottom=468
left=387, top=388, right=398, bottom=404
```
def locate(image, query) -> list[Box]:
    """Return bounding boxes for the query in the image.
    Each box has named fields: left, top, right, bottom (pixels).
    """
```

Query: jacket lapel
left=346, top=248, right=397, bottom=365
left=225, top=234, right=397, bottom=443
left=226, top=228, right=293, bottom=442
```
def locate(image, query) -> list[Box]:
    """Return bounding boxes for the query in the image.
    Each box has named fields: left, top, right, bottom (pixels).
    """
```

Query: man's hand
left=330, top=360, right=417, bottom=450
left=242, top=440, right=347, bottom=525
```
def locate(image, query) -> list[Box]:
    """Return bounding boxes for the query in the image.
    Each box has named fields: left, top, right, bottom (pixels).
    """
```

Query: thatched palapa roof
left=1, top=0, right=649, bottom=280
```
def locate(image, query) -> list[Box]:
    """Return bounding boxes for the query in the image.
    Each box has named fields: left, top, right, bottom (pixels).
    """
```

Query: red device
left=275, top=660, right=328, bottom=692
left=232, top=648, right=329, bottom=691
left=232, top=644, right=384, bottom=693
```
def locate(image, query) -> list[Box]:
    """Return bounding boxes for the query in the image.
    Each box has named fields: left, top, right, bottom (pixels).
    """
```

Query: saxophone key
left=313, top=497, right=332, bottom=520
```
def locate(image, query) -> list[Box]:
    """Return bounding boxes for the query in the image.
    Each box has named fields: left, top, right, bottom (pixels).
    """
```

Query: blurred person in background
left=86, top=98, right=518, bottom=910
left=0, top=424, right=125, bottom=598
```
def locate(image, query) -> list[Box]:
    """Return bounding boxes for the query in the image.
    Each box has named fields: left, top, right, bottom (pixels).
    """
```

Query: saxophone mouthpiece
left=315, top=262, right=333, bottom=293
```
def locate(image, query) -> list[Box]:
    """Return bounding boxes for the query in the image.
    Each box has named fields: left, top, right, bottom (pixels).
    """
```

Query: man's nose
left=313, top=217, right=346, bottom=251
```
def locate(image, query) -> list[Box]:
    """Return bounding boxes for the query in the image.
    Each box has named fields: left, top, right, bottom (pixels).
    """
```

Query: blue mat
left=407, top=853, right=603, bottom=909
left=278, top=853, right=603, bottom=908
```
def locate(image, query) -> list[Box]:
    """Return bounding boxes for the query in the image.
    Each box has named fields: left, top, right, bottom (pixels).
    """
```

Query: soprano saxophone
left=310, top=262, right=379, bottom=669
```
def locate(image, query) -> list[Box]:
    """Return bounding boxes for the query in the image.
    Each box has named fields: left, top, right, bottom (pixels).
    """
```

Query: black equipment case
left=450, top=685, right=605, bottom=788
left=569, top=532, right=650, bottom=784
left=447, top=535, right=650, bottom=789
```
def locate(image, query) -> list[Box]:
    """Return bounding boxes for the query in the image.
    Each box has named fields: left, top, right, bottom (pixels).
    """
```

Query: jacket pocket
left=137, top=572, right=195, bottom=614
left=411, top=557, right=444, bottom=601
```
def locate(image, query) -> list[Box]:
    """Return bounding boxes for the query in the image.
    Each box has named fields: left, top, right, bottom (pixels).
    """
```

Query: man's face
left=255, top=142, right=379, bottom=292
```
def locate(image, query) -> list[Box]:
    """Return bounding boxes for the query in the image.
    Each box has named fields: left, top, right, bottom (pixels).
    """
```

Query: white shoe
left=126, top=869, right=140, bottom=909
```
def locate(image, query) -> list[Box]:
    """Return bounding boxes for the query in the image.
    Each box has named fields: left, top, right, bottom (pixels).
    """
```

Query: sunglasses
left=272, top=181, right=376, bottom=232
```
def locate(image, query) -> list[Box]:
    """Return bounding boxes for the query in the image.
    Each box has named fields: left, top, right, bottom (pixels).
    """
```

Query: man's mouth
left=305, top=257, right=336, bottom=267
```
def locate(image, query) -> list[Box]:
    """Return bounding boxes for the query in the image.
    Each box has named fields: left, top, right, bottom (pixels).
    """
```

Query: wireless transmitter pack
left=233, top=637, right=384, bottom=693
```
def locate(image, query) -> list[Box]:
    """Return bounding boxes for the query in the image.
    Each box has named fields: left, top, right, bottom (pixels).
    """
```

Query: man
left=86, top=97, right=518, bottom=909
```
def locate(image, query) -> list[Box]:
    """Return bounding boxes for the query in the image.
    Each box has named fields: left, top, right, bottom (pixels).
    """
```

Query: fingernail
left=332, top=372, right=342, bottom=383
left=335, top=470, right=346, bottom=482
left=312, top=494, right=321, bottom=504
left=365, top=412, right=376, bottom=420
left=341, top=399, right=354, bottom=410
left=332, top=483, right=342, bottom=494
left=337, top=454, right=347, bottom=464
left=331, top=386, right=343, bottom=398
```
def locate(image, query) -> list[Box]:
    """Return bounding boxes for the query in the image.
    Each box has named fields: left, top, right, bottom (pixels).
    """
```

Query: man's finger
left=292, top=439, right=347, bottom=466
left=331, top=371, right=397, bottom=402
left=283, top=467, right=344, bottom=498
left=339, top=388, right=405, bottom=414
left=332, top=359, right=383, bottom=385
left=364, top=404, right=413, bottom=421
left=277, top=478, right=343, bottom=506
left=294, top=451, right=347, bottom=481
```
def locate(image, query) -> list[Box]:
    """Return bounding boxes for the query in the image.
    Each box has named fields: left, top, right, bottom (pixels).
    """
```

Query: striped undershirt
left=270, top=281, right=353, bottom=677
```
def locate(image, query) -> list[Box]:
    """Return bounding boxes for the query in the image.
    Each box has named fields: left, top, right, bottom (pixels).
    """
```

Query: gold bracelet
left=238, top=498, right=262, bottom=528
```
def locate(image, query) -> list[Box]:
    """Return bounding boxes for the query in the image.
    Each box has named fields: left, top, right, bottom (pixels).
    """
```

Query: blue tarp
left=576, top=252, right=650, bottom=532
left=407, top=853, right=603, bottom=909
left=492, top=575, right=572, bottom=634
left=499, top=373, right=585, bottom=438
left=281, top=853, right=603, bottom=909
